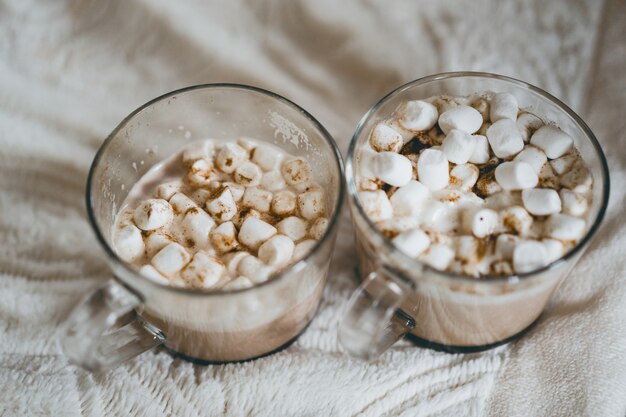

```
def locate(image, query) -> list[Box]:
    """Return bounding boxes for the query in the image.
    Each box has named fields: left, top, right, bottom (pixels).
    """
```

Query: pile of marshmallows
left=114, top=139, right=327, bottom=290
left=357, top=92, right=593, bottom=276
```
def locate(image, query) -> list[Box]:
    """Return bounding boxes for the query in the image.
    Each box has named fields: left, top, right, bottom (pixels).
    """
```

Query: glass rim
left=345, top=71, right=610, bottom=285
left=86, top=83, right=345, bottom=297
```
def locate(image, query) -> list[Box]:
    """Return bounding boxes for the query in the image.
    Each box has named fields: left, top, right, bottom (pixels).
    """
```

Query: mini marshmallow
left=169, top=192, right=197, bottom=214
left=281, top=158, right=311, bottom=185
left=238, top=217, right=277, bottom=250
left=545, top=214, right=586, bottom=241
left=542, top=239, right=564, bottom=263
left=182, top=140, right=214, bottom=166
left=297, top=190, right=325, bottom=220
left=450, top=164, right=479, bottom=190
left=309, top=217, right=329, bottom=240
left=495, top=161, right=538, bottom=190
left=144, top=231, right=173, bottom=258
left=186, top=158, right=215, bottom=187
left=232, top=208, right=261, bottom=230
left=251, top=145, right=283, bottom=171
left=486, top=119, right=524, bottom=159
left=233, top=161, right=262, bottom=186
left=501, top=206, right=533, bottom=236
left=550, top=152, right=578, bottom=175
left=560, top=159, right=592, bottom=193
left=358, top=190, right=393, bottom=222
left=372, top=152, right=412, bottom=187
left=419, top=244, right=455, bottom=270
left=260, top=170, right=287, bottom=192
left=392, top=229, right=431, bottom=258
left=114, top=225, right=145, bottom=263
left=398, top=100, right=439, bottom=132
left=417, top=149, right=449, bottom=191
left=155, top=180, right=184, bottom=200
left=358, top=146, right=378, bottom=180
left=222, top=276, right=253, bottom=291
left=513, top=146, right=547, bottom=174
left=206, top=188, right=238, bottom=221
left=237, top=255, right=274, bottom=283
left=237, top=137, right=256, bottom=153
left=491, top=261, right=514, bottom=276
left=292, top=239, right=317, bottom=261
left=469, top=134, right=490, bottom=164
left=530, top=126, right=573, bottom=159
left=484, top=191, right=522, bottom=210
left=389, top=180, right=430, bottom=217
left=441, top=129, right=476, bottom=164
left=462, top=208, right=499, bottom=238
left=559, top=189, right=588, bottom=216
left=268, top=190, right=295, bottom=216
left=223, top=251, right=250, bottom=275
left=495, top=234, right=519, bottom=259
left=188, top=188, right=211, bottom=206
left=475, top=170, right=503, bottom=197
left=258, top=234, right=295, bottom=266
left=180, top=207, right=215, bottom=248
left=209, top=221, right=239, bottom=253
left=438, top=105, right=483, bottom=134
left=537, top=162, right=560, bottom=190
left=455, top=236, right=481, bottom=264
left=471, top=98, right=490, bottom=120
left=133, top=198, right=174, bottom=231
left=490, top=92, right=518, bottom=121
left=139, top=265, right=169, bottom=285
left=216, top=143, right=248, bottom=173
left=243, top=187, right=273, bottom=213
left=513, top=240, right=549, bottom=274
left=516, top=112, right=543, bottom=143
left=276, top=216, right=308, bottom=241
left=151, top=242, right=191, bottom=276
left=370, top=123, right=403, bottom=152
left=522, top=188, right=561, bottom=215
left=376, top=217, right=420, bottom=235
left=181, top=251, right=225, bottom=289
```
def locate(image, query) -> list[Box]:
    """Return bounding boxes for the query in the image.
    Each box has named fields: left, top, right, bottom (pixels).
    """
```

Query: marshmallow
left=133, top=198, right=174, bottom=231
left=309, top=217, right=329, bottom=240
left=206, top=187, right=238, bottom=221
left=155, top=180, right=184, bottom=200
left=215, top=143, right=248, bottom=174
left=297, top=190, right=326, bottom=220
left=260, top=171, right=287, bottom=192
left=186, top=158, right=215, bottom=187
left=258, top=235, right=295, bottom=266
left=392, top=229, right=431, bottom=258
left=169, top=192, right=197, bottom=214
left=358, top=178, right=379, bottom=191
left=223, top=182, right=245, bottom=202
left=486, top=119, right=524, bottom=159
left=490, top=261, right=513, bottom=276
left=358, top=146, right=378, bottom=180
left=243, top=187, right=273, bottom=213
left=237, top=255, right=274, bottom=283
left=500, top=206, right=533, bottom=236
left=222, top=276, right=253, bottom=291
left=522, top=188, right=561, bottom=216
left=269, top=190, right=296, bottom=216
left=495, top=234, right=519, bottom=259
left=139, top=265, right=169, bottom=285
left=370, top=123, right=403, bottom=152
left=292, top=239, right=317, bottom=261
left=542, top=239, right=564, bottom=263
left=144, top=231, right=173, bottom=258
left=252, top=145, right=283, bottom=171
left=376, top=217, right=420, bottom=236
left=537, top=162, right=560, bottom=190
left=372, top=152, right=413, bottom=187
left=475, top=170, right=503, bottom=197
left=223, top=251, right=250, bottom=275
left=181, top=251, right=226, bottom=289
left=398, top=100, right=439, bottom=132
left=530, top=126, right=573, bottom=159
left=389, top=180, right=430, bottom=217
left=471, top=98, right=490, bottom=120
left=490, top=92, right=518, bottom=121
left=114, top=225, right=145, bottom=263
left=438, top=105, right=483, bottom=134
left=516, top=112, right=544, bottom=143
left=281, top=158, right=311, bottom=185
left=276, top=216, right=308, bottom=241
left=450, top=163, right=479, bottom=190
left=469, top=134, right=490, bottom=164
left=417, top=149, right=449, bottom=191
left=188, top=188, right=211, bottom=206
left=462, top=208, right=499, bottom=238
left=513, top=146, right=547, bottom=174
left=182, top=140, right=214, bottom=166
left=559, top=189, right=588, bottom=216
left=560, top=159, right=592, bottom=193
left=238, top=217, right=277, bottom=250
left=209, top=221, right=239, bottom=253
left=180, top=207, right=216, bottom=248
left=484, top=191, right=522, bottom=210
left=550, top=152, right=578, bottom=175
left=233, top=161, right=262, bottom=186
left=545, top=214, right=586, bottom=241
left=418, top=244, right=455, bottom=270
left=358, top=190, right=393, bottom=222
left=151, top=242, right=191, bottom=276
left=441, top=129, right=476, bottom=164
left=237, top=137, right=256, bottom=153
left=513, top=240, right=549, bottom=274
left=495, top=161, right=538, bottom=190
left=455, top=236, right=481, bottom=264
left=232, top=208, right=261, bottom=230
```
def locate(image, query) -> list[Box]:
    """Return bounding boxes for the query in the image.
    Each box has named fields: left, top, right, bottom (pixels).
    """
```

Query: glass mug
left=339, top=72, right=610, bottom=359
left=58, top=84, right=345, bottom=371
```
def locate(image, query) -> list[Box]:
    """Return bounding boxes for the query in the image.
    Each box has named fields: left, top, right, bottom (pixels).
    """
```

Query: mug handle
left=57, top=279, right=166, bottom=371
left=338, top=270, right=416, bottom=360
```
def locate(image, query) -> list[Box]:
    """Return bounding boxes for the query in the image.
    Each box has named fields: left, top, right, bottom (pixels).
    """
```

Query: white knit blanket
left=1, top=0, right=625, bottom=416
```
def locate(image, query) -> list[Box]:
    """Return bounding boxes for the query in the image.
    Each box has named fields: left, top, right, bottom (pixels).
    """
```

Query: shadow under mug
left=58, top=84, right=344, bottom=371
left=339, top=72, right=610, bottom=359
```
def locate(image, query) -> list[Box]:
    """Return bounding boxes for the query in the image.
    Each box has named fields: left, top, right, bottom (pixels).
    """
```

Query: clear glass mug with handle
left=58, top=84, right=344, bottom=371
left=338, top=72, right=610, bottom=359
